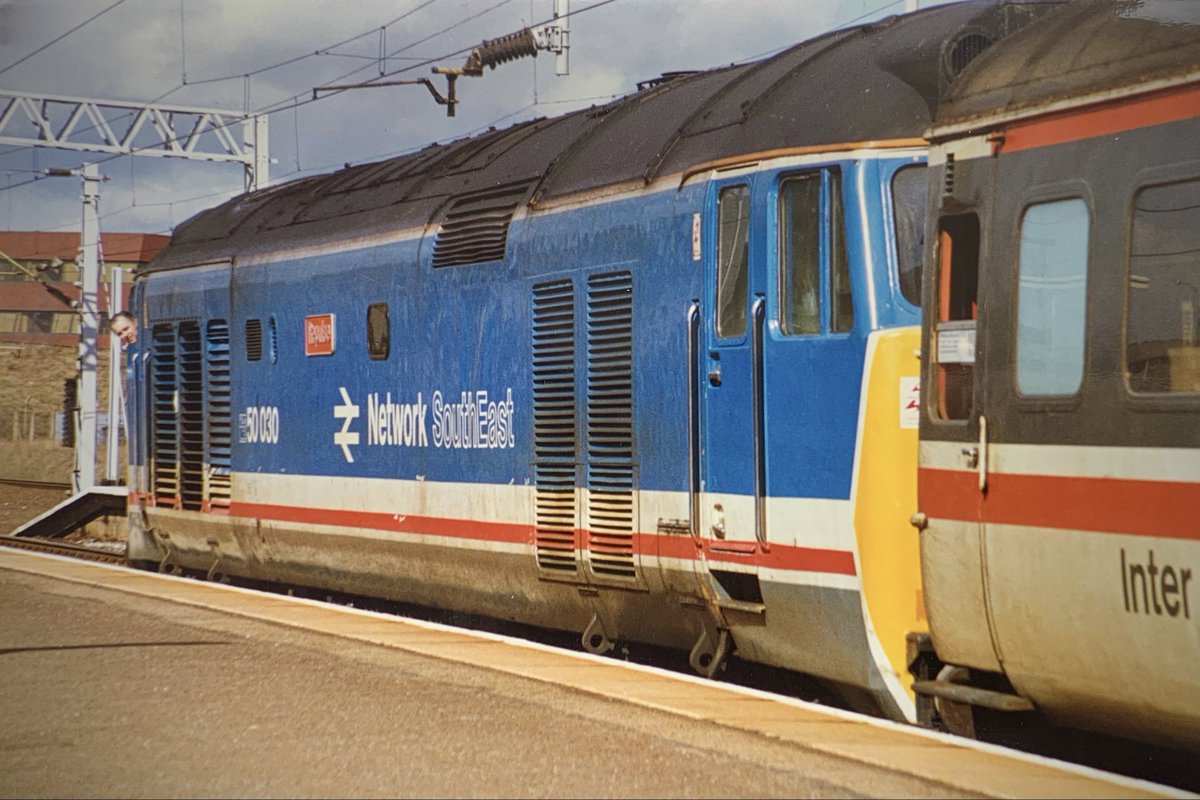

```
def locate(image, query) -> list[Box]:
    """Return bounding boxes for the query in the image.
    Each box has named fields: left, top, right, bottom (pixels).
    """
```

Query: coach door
left=917, top=206, right=1002, bottom=672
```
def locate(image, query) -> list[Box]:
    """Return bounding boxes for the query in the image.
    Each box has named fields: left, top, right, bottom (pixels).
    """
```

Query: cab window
left=716, top=185, right=750, bottom=339
left=779, top=169, right=850, bottom=335
left=892, top=165, right=927, bottom=307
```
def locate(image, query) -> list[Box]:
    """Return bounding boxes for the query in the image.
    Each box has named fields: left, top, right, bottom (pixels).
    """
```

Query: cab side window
left=716, top=185, right=750, bottom=339
left=779, top=174, right=821, bottom=335
left=779, top=169, right=851, bottom=336
left=892, top=165, right=928, bottom=307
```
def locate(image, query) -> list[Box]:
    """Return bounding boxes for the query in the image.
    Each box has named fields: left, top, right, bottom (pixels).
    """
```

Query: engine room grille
left=245, top=318, right=263, bottom=361
left=178, top=321, right=205, bottom=511
left=585, top=271, right=635, bottom=579
left=150, top=323, right=179, bottom=507
left=946, top=33, right=994, bottom=78
left=532, top=279, right=578, bottom=574
left=206, top=320, right=232, bottom=510
left=432, top=184, right=527, bottom=268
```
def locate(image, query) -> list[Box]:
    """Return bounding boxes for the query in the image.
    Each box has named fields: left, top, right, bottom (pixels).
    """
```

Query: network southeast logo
left=332, top=385, right=516, bottom=463
left=333, top=387, right=360, bottom=462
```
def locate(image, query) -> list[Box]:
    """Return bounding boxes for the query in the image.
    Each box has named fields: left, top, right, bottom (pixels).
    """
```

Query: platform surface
left=0, top=549, right=1188, bottom=799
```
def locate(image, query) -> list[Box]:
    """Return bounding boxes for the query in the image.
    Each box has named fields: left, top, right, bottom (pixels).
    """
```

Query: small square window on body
left=368, top=302, right=390, bottom=360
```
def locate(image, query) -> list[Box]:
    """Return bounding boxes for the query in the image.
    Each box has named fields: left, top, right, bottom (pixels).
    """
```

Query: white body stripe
left=920, top=439, right=1200, bottom=482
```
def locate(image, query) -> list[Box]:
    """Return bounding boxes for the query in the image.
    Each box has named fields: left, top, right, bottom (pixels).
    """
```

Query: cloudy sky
left=0, top=0, right=946, bottom=236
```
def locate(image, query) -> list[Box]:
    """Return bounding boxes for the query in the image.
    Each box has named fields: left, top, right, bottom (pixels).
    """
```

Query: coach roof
left=933, top=0, right=1200, bottom=136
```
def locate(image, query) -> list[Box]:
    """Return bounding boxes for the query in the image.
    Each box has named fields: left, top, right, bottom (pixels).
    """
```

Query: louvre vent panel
left=534, top=466, right=577, bottom=572
left=432, top=184, right=529, bottom=268
left=585, top=272, right=636, bottom=580
left=206, top=320, right=232, bottom=509
left=532, top=279, right=578, bottom=573
left=587, top=484, right=636, bottom=578
left=150, top=323, right=179, bottom=507
left=178, top=322, right=205, bottom=511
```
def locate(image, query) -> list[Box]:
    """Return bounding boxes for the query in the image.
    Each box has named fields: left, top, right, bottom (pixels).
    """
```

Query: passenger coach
left=913, top=0, right=1200, bottom=753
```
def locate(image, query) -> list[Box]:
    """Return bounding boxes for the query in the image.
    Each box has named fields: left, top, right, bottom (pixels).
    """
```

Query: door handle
left=707, top=366, right=721, bottom=386
left=978, top=415, right=988, bottom=493
left=960, top=447, right=978, bottom=469
left=686, top=302, right=701, bottom=542
left=751, top=296, right=766, bottom=546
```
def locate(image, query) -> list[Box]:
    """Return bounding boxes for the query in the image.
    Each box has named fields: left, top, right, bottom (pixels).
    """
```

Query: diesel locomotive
left=120, top=0, right=1199, bottom=754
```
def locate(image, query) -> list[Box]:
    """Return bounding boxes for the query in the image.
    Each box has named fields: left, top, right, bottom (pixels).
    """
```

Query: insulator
left=467, top=28, right=538, bottom=72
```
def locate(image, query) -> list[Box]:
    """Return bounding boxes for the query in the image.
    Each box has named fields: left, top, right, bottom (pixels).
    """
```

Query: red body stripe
left=920, top=468, right=1200, bottom=540
left=231, top=501, right=532, bottom=543
left=133, top=496, right=858, bottom=576
left=999, top=83, right=1200, bottom=153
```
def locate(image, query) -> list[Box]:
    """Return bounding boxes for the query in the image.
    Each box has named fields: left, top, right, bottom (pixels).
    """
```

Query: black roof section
left=149, top=0, right=1059, bottom=273
left=934, top=0, right=1200, bottom=133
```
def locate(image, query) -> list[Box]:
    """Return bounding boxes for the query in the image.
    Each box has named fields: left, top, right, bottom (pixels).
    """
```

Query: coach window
left=933, top=213, right=978, bottom=420
left=367, top=302, right=390, bottom=360
left=1126, top=177, right=1200, bottom=394
left=892, top=165, right=927, bottom=307
left=1015, top=198, right=1089, bottom=396
left=716, top=184, right=750, bottom=339
left=779, top=170, right=850, bottom=334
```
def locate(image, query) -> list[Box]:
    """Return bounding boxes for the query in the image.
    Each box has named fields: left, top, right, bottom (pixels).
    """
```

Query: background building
left=0, top=231, right=168, bottom=346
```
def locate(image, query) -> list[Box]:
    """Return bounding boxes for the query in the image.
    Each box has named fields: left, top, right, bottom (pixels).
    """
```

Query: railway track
left=0, top=480, right=124, bottom=563
left=0, top=533, right=126, bottom=564
left=0, top=477, right=72, bottom=491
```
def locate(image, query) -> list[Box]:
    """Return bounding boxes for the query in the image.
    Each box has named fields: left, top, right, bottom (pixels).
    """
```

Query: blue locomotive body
left=124, top=1, right=1054, bottom=722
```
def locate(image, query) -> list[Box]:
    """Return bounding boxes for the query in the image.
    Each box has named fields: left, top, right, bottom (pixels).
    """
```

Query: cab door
left=700, top=179, right=761, bottom=555
left=700, top=169, right=861, bottom=559
left=762, top=168, right=862, bottom=552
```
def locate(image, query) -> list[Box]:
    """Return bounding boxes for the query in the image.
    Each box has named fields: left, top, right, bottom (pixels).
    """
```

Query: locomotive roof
left=149, top=0, right=1056, bottom=273
left=933, top=0, right=1200, bottom=135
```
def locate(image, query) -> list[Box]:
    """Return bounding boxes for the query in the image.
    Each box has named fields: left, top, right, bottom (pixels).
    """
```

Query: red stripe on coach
left=919, top=468, right=1200, bottom=540
left=998, top=83, right=1200, bottom=154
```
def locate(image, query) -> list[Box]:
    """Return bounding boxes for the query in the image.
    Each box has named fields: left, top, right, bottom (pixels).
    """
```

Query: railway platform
left=0, top=548, right=1187, bottom=799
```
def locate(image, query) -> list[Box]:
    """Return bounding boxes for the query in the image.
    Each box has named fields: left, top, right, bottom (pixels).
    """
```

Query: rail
left=0, top=533, right=125, bottom=564
left=0, top=477, right=72, bottom=491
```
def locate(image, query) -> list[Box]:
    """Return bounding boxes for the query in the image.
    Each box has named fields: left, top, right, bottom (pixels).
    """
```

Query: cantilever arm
left=312, top=74, right=462, bottom=117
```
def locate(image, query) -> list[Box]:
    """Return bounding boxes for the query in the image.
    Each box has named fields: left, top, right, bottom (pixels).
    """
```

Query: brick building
left=0, top=231, right=168, bottom=347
